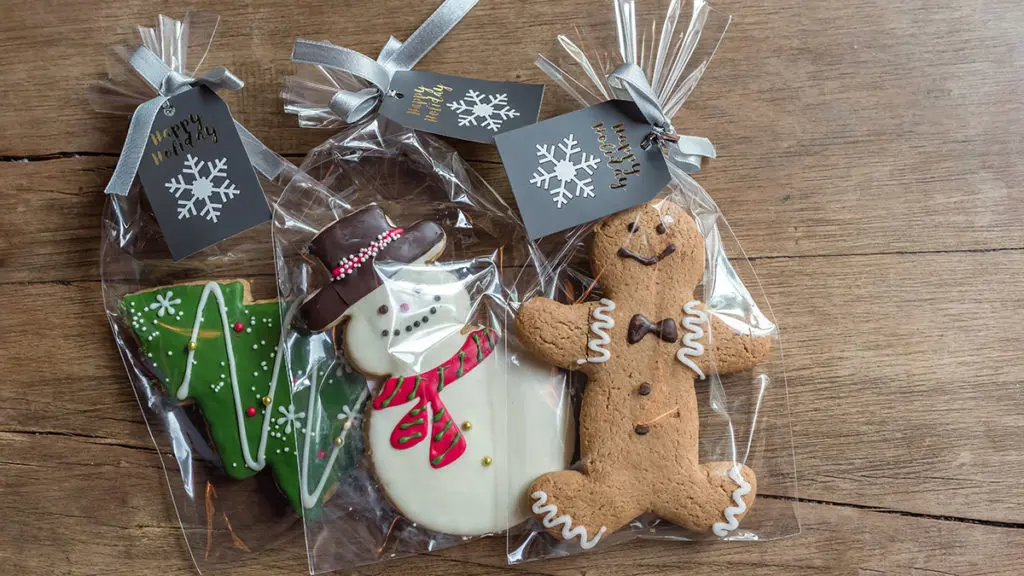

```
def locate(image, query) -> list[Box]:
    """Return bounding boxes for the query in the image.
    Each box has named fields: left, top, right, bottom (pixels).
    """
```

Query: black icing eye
left=433, top=295, right=441, bottom=302
left=377, top=304, right=389, bottom=315
left=656, top=222, right=667, bottom=235
left=393, top=329, right=400, bottom=337
left=380, top=330, right=388, bottom=337
left=627, top=221, right=640, bottom=233
left=414, top=287, right=423, bottom=295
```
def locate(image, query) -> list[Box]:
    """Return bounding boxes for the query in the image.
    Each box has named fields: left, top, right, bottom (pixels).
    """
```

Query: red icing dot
left=399, top=303, right=410, bottom=312
left=233, top=322, right=244, bottom=333
left=317, top=450, right=327, bottom=460
left=246, top=406, right=257, bottom=417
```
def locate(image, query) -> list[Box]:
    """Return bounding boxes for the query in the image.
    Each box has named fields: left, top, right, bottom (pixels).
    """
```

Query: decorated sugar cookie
left=122, top=280, right=368, bottom=513
left=300, top=205, right=572, bottom=536
left=515, top=200, right=772, bottom=549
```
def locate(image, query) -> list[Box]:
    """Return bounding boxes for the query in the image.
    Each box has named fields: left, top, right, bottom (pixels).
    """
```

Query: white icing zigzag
left=711, top=466, right=752, bottom=537
left=676, top=300, right=707, bottom=379
left=531, top=491, right=607, bottom=550
left=577, top=298, right=616, bottom=365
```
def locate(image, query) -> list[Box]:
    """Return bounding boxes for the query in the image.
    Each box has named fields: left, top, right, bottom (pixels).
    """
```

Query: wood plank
left=2, top=432, right=1021, bottom=575
left=1, top=1, right=1023, bottom=258
left=3, top=250, right=1022, bottom=525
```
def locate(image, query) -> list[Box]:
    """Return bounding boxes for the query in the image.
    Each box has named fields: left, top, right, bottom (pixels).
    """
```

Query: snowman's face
left=342, top=263, right=473, bottom=377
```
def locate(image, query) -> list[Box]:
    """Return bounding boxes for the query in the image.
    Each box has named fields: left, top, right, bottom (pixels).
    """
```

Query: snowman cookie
left=121, top=280, right=368, bottom=513
left=300, top=205, right=572, bottom=536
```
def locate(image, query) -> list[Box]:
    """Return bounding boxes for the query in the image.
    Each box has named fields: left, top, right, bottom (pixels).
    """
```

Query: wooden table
left=1, top=0, right=1022, bottom=574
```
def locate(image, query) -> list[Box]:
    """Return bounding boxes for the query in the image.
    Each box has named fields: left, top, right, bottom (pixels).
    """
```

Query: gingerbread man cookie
left=300, top=205, right=572, bottom=536
left=516, top=200, right=771, bottom=548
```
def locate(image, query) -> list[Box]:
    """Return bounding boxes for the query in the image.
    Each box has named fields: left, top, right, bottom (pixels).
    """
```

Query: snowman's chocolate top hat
left=301, top=205, right=445, bottom=331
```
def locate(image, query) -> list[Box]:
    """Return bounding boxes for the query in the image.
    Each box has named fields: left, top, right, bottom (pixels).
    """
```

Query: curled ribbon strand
left=290, top=0, right=479, bottom=125
left=608, top=62, right=716, bottom=174
left=104, top=46, right=285, bottom=196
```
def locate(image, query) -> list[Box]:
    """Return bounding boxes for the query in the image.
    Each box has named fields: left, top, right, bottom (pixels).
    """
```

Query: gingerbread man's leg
left=529, top=469, right=643, bottom=550
left=652, top=462, right=757, bottom=537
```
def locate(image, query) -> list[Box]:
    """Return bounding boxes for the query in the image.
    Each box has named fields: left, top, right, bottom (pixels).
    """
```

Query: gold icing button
left=186, top=340, right=198, bottom=351
left=481, top=456, right=493, bottom=466
left=261, top=395, right=273, bottom=407
left=461, top=420, right=472, bottom=431
left=333, top=436, right=344, bottom=447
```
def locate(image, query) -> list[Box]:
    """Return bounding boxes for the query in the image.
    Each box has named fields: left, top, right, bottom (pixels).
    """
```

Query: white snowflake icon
left=165, top=154, right=239, bottom=223
left=276, top=403, right=306, bottom=434
left=447, top=90, right=520, bottom=132
left=530, top=134, right=601, bottom=208
left=337, top=404, right=361, bottom=431
left=147, top=290, right=181, bottom=317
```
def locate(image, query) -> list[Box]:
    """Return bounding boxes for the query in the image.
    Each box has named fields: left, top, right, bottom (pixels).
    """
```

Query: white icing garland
left=676, top=300, right=707, bottom=380
left=531, top=491, right=606, bottom=550
left=576, top=298, right=616, bottom=365
left=298, top=366, right=369, bottom=509
left=176, top=283, right=347, bottom=509
left=711, top=465, right=752, bottom=537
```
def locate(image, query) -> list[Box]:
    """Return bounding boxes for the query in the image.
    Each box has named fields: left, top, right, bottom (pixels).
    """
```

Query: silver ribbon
left=291, top=0, right=479, bottom=124
left=608, top=63, right=716, bottom=174
left=104, top=46, right=284, bottom=196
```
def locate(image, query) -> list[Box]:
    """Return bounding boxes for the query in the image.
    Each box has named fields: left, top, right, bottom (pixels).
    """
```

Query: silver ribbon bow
left=608, top=62, right=716, bottom=174
left=104, top=46, right=284, bottom=196
left=291, top=0, right=478, bottom=124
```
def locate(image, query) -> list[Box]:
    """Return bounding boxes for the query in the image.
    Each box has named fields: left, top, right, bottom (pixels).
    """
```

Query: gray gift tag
left=495, top=100, right=671, bottom=239
left=379, top=71, right=543, bottom=143
left=136, top=86, right=270, bottom=260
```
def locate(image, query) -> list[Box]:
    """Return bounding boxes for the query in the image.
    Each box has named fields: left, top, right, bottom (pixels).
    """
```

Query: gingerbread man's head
left=590, top=200, right=705, bottom=313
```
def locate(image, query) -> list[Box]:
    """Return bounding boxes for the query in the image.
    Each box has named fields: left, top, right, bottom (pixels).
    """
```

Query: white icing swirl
left=676, top=300, right=707, bottom=379
left=577, top=298, right=616, bottom=365
left=531, top=491, right=606, bottom=549
left=711, top=466, right=752, bottom=537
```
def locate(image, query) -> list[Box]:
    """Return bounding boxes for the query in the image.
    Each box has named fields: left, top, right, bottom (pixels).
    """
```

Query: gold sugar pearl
left=333, top=436, right=344, bottom=447
left=261, top=395, right=273, bottom=407
left=186, top=340, right=198, bottom=351
left=481, top=456, right=493, bottom=466
left=461, top=420, right=472, bottom=431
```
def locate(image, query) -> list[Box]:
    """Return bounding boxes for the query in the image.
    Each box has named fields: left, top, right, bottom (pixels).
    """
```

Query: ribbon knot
left=103, top=46, right=281, bottom=197
left=290, top=0, right=478, bottom=125
left=608, top=63, right=716, bottom=174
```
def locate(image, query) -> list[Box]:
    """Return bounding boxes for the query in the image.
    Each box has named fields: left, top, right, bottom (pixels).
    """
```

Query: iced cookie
left=300, top=205, right=572, bottom=536
left=516, top=200, right=772, bottom=549
left=121, top=280, right=368, bottom=513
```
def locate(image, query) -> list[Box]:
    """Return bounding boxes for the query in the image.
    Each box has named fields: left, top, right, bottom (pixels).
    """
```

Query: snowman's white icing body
left=343, top=260, right=573, bottom=536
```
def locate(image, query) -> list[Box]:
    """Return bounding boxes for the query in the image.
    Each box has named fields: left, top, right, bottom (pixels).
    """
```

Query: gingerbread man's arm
left=516, top=297, right=597, bottom=371
left=698, top=312, right=772, bottom=377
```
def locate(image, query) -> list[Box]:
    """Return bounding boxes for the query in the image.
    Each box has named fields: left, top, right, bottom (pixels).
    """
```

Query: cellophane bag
left=507, top=0, right=798, bottom=563
left=94, top=12, right=332, bottom=572
left=275, top=67, right=573, bottom=573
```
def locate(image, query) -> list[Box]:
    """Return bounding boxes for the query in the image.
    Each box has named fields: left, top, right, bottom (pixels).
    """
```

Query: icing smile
left=617, top=244, right=677, bottom=266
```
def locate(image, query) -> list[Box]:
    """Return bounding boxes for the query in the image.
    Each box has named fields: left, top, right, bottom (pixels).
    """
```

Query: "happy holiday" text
left=406, top=84, right=453, bottom=124
left=592, top=122, right=641, bottom=189
left=149, top=114, right=218, bottom=166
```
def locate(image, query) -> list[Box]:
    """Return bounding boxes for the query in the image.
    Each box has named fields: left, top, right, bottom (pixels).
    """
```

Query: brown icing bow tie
left=627, top=314, right=679, bottom=344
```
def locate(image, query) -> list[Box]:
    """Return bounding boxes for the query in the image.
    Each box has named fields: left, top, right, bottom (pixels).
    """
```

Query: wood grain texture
left=0, top=0, right=1022, bottom=574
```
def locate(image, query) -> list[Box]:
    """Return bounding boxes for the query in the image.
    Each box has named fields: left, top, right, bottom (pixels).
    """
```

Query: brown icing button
left=638, top=383, right=652, bottom=396
left=634, top=424, right=649, bottom=435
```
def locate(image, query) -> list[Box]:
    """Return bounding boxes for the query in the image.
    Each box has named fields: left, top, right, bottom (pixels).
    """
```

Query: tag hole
left=389, top=90, right=404, bottom=99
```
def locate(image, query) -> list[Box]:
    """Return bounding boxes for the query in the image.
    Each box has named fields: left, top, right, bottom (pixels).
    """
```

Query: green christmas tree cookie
left=121, top=280, right=367, bottom=513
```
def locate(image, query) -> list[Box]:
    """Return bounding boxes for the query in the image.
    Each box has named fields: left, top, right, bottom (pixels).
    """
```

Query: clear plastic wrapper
left=94, top=12, right=331, bottom=573
left=275, top=76, right=573, bottom=573
left=507, top=0, right=798, bottom=563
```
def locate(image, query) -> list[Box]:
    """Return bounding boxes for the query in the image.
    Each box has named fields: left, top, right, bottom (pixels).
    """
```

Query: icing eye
left=656, top=223, right=667, bottom=235
left=380, top=330, right=388, bottom=337
left=414, top=287, right=423, bottom=295
left=627, top=222, right=640, bottom=233
left=377, top=305, right=389, bottom=315
left=393, top=329, right=400, bottom=337
left=433, top=295, right=442, bottom=302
